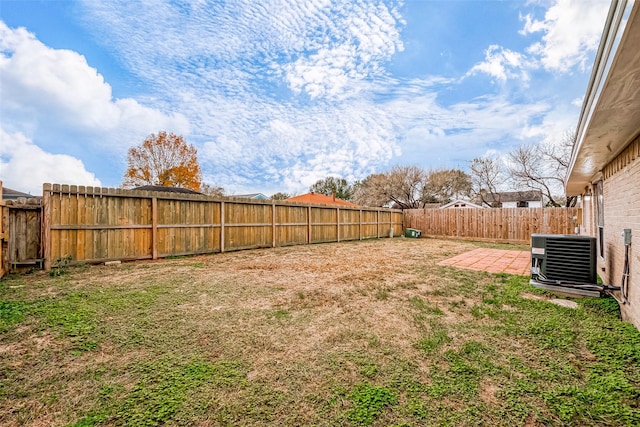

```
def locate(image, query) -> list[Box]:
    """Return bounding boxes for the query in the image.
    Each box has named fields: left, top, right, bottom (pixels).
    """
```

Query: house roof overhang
left=566, top=0, right=640, bottom=195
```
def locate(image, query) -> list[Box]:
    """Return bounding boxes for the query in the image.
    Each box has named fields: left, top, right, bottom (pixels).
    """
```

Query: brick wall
left=602, top=153, right=640, bottom=328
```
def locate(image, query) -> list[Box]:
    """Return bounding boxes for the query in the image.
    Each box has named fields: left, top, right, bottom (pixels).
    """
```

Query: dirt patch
left=521, top=293, right=578, bottom=309
left=479, top=380, right=500, bottom=405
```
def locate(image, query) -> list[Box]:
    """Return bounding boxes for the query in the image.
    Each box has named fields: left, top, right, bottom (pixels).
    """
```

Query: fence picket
left=403, top=207, right=578, bottom=243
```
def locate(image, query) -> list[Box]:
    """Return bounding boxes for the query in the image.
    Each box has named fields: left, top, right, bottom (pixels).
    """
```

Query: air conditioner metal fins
left=530, top=234, right=600, bottom=297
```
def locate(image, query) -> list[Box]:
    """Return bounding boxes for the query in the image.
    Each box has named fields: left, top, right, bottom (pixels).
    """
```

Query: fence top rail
left=404, top=207, right=579, bottom=212
left=4, top=204, right=42, bottom=210
left=42, top=183, right=403, bottom=213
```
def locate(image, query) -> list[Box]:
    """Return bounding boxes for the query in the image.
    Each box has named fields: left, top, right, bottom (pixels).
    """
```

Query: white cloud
left=571, top=97, right=584, bottom=107
left=467, top=45, right=532, bottom=82
left=80, top=0, right=403, bottom=100
left=0, top=21, right=189, bottom=150
left=468, top=1, right=608, bottom=81
left=519, top=106, right=577, bottom=145
left=198, top=97, right=400, bottom=194
left=282, top=1, right=404, bottom=99
left=520, top=0, right=609, bottom=72
left=0, top=129, right=101, bottom=195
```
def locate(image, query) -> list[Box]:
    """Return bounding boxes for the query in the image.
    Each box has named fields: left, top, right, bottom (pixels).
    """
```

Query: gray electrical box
left=623, top=228, right=632, bottom=245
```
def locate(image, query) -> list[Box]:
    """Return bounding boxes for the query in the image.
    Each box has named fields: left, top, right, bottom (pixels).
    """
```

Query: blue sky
left=0, top=0, right=610, bottom=196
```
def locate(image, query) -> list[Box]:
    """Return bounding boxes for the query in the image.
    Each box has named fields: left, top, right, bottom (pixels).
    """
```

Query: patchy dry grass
left=1, top=238, right=639, bottom=426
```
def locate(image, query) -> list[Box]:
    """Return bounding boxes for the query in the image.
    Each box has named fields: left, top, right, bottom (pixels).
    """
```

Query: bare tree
left=200, top=183, right=225, bottom=197
left=352, top=173, right=391, bottom=207
left=422, top=168, right=472, bottom=204
left=352, top=166, right=428, bottom=209
left=270, top=192, right=291, bottom=200
left=469, top=156, right=504, bottom=207
left=507, top=131, right=576, bottom=207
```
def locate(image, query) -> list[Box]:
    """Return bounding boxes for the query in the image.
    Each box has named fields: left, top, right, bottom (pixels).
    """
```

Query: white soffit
left=567, top=0, right=640, bottom=194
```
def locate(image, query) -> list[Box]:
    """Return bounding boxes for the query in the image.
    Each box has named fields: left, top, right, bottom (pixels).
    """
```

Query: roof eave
left=566, top=0, right=640, bottom=195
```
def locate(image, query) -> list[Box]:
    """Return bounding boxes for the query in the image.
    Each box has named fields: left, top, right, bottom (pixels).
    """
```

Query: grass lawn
left=1, top=238, right=639, bottom=426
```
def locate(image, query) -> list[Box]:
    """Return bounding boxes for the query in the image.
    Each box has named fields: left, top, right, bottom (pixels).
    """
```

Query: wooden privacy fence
left=404, top=207, right=580, bottom=244
left=42, top=183, right=404, bottom=269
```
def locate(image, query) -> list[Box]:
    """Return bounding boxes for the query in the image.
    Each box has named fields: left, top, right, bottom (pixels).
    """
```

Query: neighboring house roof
left=440, top=199, right=485, bottom=209
left=235, top=193, right=269, bottom=200
left=386, top=202, right=439, bottom=210
left=2, top=187, right=38, bottom=200
left=566, top=0, right=640, bottom=194
left=483, top=190, right=543, bottom=204
left=134, top=185, right=201, bottom=194
left=285, top=192, right=359, bottom=207
left=422, top=203, right=441, bottom=209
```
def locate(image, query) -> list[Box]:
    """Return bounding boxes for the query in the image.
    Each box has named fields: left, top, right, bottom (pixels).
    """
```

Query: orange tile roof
left=285, top=193, right=360, bottom=207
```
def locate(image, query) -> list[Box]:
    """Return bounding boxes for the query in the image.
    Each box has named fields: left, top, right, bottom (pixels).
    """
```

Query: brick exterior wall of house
left=600, top=141, right=640, bottom=328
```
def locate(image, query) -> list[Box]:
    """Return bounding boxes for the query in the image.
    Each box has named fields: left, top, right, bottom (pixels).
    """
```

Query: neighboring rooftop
left=483, top=190, right=543, bottom=204
left=234, top=193, right=269, bottom=200
left=2, top=186, right=39, bottom=200
left=440, top=199, right=485, bottom=209
left=285, top=192, right=359, bottom=207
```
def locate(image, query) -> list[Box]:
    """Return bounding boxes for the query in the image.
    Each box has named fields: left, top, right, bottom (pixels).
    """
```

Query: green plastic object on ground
left=405, top=228, right=421, bottom=238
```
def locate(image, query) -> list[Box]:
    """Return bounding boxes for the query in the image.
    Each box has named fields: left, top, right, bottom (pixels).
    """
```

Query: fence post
left=151, top=197, right=158, bottom=260
left=0, top=181, right=5, bottom=277
left=220, top=201, right=225, bottom=253
left=42, top=183, right=52, bottom=270
left=336, top=207, right=340, bottom=242
left=359, top=209, right=362, bottom=240
left=272, top=201, right=276, bottom=248
left=376, top=210, right=380, bottom=238
left=307, top=205, right=312, bottom=244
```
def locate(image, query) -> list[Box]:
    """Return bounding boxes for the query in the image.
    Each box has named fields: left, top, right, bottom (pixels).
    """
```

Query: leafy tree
left=123, top=131, right=202, bottom=191
left=270, top=192, right=291, bottom=200
left=422, top=168, right=472, bottom=204
left=352, top=166, right=429, bottom=209
left=309, top=177, right=353, bottom=200
left=201, top=183, right=225, bottom=197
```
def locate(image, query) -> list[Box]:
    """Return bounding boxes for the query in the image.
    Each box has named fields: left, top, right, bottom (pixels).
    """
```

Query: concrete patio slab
left=437, top=248, right=530, bottom=276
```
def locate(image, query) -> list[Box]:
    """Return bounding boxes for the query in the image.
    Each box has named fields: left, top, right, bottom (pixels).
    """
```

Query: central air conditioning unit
left=530, top=234, right=602, bottom=297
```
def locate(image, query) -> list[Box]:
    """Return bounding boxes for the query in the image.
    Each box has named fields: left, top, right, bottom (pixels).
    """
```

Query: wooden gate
left=5, top=204, right=42, bottom=272
left=0, top=183, right=42, bottom=276
left=0, top=193, right=5, bottom=278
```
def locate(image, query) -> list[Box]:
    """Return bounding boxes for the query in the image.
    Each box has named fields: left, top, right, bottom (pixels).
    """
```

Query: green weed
left=409, top=296, right=444, bottom=317
left=49, top=255, right=73, bottom=277
left=0, top=300, right=30, bottom=333
left=112, top=359, right=245, bottom=426
left=416, top=329, right=451, bottom=353
left=374, top=288, right=389, bottom=300
left=346, top=383, right=397, bottom=425
left=269, top=309, right=291, bottom=320
left=35, top=293, right=98, bottom=338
